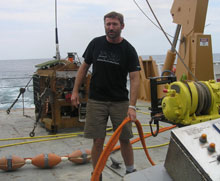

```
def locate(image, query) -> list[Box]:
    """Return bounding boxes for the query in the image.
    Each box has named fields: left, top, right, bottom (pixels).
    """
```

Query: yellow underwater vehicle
left=31, top=53, right=91, bottom=135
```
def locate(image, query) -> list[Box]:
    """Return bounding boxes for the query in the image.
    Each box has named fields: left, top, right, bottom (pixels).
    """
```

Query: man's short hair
left=104, top=11, right=124, bottom=25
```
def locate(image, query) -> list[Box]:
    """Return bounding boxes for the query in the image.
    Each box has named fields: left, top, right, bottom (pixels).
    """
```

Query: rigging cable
left=143, top=0, right=198, bottom=81
left=6, top=76, right=33, bottom=114
left=0, top=85, right=33, bottom=89
left=29, top=79, right=51, bottom=137
left=0, top=76, right=32, bottom=80
left=133, top=0, right=176, bottom=40
left=1, top=100, right=32, bottom=105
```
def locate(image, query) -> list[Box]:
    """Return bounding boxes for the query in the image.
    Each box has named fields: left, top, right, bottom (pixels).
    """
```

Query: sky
left=0, top=0, right=219, bottom=60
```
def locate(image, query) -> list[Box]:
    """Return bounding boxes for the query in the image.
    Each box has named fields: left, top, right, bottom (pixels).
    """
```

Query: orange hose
left=134, top=120, right=155, bottom=165
left=91, top=117, right=131, bottom=181
left=91, top=118, right=175, bottom=181
left=112, top=124, right=176, bottom=152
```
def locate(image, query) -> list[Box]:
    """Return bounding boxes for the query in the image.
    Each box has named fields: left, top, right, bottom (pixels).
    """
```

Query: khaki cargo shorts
left=84, top=99, right=133, bottom=140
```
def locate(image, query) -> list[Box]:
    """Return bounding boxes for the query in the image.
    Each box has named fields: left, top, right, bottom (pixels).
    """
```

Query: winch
left=162, top=80, right=220, bottom=125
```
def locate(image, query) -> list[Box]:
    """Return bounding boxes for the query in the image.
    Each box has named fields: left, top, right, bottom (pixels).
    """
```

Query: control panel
left=170, top=118, right=220, bottom=180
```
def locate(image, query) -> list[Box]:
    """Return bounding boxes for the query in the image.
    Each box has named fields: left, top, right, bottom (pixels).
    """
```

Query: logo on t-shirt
left=97, top=50, right=120, bottom=65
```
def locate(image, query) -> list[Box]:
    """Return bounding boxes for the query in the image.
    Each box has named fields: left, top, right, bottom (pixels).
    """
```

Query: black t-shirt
left=83, top=35, right=140, bottom=101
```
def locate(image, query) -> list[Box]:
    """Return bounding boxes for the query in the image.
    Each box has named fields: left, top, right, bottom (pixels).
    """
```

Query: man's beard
left=106, top=29, right=121, bottom=39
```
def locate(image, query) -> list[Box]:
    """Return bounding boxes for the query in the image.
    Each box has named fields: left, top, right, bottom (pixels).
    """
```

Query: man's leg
left=91, top=138, right=105, bottom=169
left=119, top=139, right=134, bottom=166
left=84, top=100, right=109, bottom=181
left=109, top=101, right=135, bottom=173
left=91, top=138, right=105, bottom=181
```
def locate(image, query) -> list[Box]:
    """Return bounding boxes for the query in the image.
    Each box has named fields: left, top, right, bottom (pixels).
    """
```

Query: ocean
left=0, top=53, right=220, bottom=110
left=0, top=58, right=48, bottom=110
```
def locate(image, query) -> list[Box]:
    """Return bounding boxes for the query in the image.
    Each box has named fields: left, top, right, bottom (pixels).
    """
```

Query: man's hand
left=71, top=91, right=80, bottom=108
left=127, top=108, right=137, bottom=122
left=70, top=62, right=90, bottom=108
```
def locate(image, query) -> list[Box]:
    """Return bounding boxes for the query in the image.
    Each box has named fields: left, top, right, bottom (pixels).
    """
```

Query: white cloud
left=0, top=0, right=219, bottom=60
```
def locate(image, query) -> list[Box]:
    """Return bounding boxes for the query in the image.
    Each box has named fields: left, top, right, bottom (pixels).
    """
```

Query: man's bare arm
left=127, top=71, right=140, bottom=121
left=71, top=62, right=90, bottom=107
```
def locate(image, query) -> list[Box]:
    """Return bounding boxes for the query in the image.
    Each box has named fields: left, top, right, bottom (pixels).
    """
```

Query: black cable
left=149, top=118, right=159, bottom=137
left=6, top=77, right=33, bottom=114
left=133, top=0, right=176, bottom=40
left=161, top=70, right=175, bottom=77
left=30, top=78, right=51, bottom=137
left=6, top=88, right=26, bottom=114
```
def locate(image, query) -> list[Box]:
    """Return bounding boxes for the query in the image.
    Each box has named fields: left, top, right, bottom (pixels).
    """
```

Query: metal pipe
left=55, top=0, right=61, bottom=60
left=171, top=24, right=181, bottom=52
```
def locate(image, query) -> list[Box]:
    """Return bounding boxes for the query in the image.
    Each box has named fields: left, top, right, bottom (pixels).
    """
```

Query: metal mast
left=55, top=0, right=61, bottom=60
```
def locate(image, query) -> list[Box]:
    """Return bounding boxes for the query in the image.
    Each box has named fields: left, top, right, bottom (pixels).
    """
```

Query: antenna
left=55, top=0, right=61, bottom=60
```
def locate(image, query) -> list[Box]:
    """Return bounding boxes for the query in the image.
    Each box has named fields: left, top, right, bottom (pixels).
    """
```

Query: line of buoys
left=0, top=155, right=25, bottom=171
left=0, top=149, right=91, bottom=172
left=68, top=149, right=91, bottom=164
left=31, top=153, right=62, bottom=168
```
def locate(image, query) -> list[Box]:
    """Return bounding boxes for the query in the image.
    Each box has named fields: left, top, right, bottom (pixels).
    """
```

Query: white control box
left=165, top=118, right=220, bottom=181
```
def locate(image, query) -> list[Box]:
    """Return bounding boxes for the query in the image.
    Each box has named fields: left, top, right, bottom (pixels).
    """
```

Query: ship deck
left=0, top=100, right=175, bottom=181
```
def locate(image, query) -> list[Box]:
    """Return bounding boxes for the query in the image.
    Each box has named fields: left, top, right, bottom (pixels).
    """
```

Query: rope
left=0, top=135, right=78, bottom=149
left=0, top=128, right=112, bottom=149
left=132, top=142, right=169, bottom=150
left=0, top=132, right=83, bottom=141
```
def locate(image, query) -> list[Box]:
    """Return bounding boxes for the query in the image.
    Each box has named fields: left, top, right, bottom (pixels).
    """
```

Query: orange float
left=31, top=153, right=61, bottom=168
left=0, top=155, right=25, bottom=171
left=68, top=149, right=91, bottom=164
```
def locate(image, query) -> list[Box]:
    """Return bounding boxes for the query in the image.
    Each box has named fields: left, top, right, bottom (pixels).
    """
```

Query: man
left=71, top=11, right=140, bottom=180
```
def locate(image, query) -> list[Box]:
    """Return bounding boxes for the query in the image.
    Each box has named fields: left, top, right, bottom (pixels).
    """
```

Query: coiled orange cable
left=112, top=124, right=176, bottom=152
left=91, top=117, right=176, bottom=181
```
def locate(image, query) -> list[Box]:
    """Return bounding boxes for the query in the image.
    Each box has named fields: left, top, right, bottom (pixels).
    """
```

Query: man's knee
left=119, top=139, right=130, bottom=145
left=93, top=138, right=105, bottom=149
